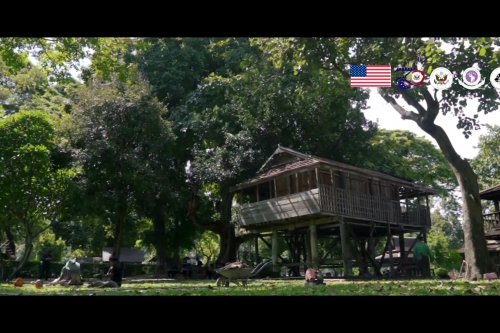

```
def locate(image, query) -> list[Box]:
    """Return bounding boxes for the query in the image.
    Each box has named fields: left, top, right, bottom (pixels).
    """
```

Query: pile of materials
left=220, top=262, right=250, bottom=270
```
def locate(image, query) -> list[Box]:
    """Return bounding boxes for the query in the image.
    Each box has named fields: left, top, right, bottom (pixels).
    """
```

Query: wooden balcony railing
left=484, top=212, right=500, bottom=230
left=319, top=185, right=430, bottom=227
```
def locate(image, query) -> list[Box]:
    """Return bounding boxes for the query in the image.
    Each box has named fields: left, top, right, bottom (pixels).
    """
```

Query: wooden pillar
left=404, top=188, right=409, bottom=224
left=273, top=180, right=278, bottom=198
left=387, top=224, right=394, bottom=275
left=301, top=234, right=307, bottom=272
left=310, top=225, right=319, bottom=270
left=272, top=231, right=279, bottom=272
left=425, top=195, right=430, bottom=228
left=329, top=169, right=334, bottom=186
left=368, top=225, right=376, bottom=263
left=494, top=200, right=500, bottom=212
left=339, top=220, right=352, bottom=276
left=305, top=230, right=312, bottom=268
left=416, top=194, right=422, bottom=226
left=295, top=173, right=299, bottom=193
left=398, top=232, right=405, bottom=261
left=286, top=175, right=291, bottom=195
left=315, top=168, right=320, bottom=189
left=255, top=185, right=259, bottom=202
left=368, top=238, right=376, bottom=261
left=306, top=171, right=311, bottom=190
left=254, top=236, right=260, bottom=264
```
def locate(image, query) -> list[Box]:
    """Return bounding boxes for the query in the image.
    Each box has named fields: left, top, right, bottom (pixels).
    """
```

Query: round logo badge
left=410, top=69, right=425, bottom=85
left=429, top=67, right=453, bottom=90
left=490, top=67, right=500, bottom=90
left=458, top=67, right=485, bottom=90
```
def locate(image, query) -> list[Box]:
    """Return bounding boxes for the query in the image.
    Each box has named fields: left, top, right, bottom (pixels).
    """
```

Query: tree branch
left=378, top=89, right=422, bottom=122
left=187, top=184, right=223, bottom=233
left=331, top=58, right=350, bottom=79
left=399, top=90, right=427, bottom=116
left=421, top=88, right=440, bottom=124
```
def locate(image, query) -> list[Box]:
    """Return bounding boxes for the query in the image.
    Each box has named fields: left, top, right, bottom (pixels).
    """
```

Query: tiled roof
left=232, top=158, right=319, bottom=188
left=231, top=146, right=438, bottom=195
left=480, top=184, right=500, bottom=199
left=254, top=159, right=318, bottom=180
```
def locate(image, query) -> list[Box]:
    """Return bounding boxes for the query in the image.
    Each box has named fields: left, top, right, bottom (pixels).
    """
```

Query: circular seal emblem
left=458, top=67, right=485, bottom=90
left=410, top=69, right=425, bottom=85
left=490, top=67, right=500, bottom=90
left=429, top=67, right=453, bottom=90
left=463, top=68, right=480, bottom=84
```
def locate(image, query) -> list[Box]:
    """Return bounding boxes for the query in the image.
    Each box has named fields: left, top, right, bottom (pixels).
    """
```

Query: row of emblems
left=429, top=67, right=500, bottom=91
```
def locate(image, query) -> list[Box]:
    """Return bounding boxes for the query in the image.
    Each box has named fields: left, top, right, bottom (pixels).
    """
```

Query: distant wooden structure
left=230, top=146, right=437, bottom=277
left=76, top=257, right=103, bottom=264
left=102, top=247, right=145, bottom=263
left=376, top=237, right=416, bottom=261
left=479, top=184, right=500, bottom=238
left=458, top=240, right=500, bottom=267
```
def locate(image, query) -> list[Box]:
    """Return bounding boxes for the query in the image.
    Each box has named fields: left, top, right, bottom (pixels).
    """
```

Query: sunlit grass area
left=1, top=279, right=499, bottom=295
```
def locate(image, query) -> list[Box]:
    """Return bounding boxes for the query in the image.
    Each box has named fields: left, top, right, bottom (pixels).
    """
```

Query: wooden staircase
left=0, top=241, right=16, bottom=260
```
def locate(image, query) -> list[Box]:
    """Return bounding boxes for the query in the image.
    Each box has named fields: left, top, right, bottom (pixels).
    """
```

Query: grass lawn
left=1, top=278, right=499, bottom=295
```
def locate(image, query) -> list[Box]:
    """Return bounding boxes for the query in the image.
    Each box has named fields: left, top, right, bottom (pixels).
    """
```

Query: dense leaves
left=472, top=125, right=500, bottom=189
left=69, top=71, right=176, bottom=257
left=0, top=38, right=493, bottom=278
left=0, top=111, right=72, bottom=278
left=368, top=130, right=456, bottom=193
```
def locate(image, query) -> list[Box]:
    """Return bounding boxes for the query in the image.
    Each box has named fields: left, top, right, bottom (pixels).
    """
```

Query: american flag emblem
left=350, top=65, right=392, bottom=88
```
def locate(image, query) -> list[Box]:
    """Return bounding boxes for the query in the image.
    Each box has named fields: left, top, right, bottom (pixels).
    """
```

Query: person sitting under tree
left=48, top=259, right=83, bottom=286
left=89, top=256, right=122, bottom=288
left=413, top=236, right=433, bottom=278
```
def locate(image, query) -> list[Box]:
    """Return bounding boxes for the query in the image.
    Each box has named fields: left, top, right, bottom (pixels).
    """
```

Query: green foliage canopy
left=472, top=125, right=500, bottom=189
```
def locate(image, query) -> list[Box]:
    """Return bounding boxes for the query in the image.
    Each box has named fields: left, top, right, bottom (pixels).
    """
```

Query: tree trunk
left=172, top=218, right=182, bottom=262
left=5, top=227, right=15, bottom=255
left=0, top=256, right=5, bottom=280
left=113, top=215, right=125, bottom=259
left=216, top=226, right=238, bottom=265
left=152, top=203, right=168, bottom=271
left=420, top=123, right=494, bottom=280
left=188, top=186, right=259, bottom=267
left=8, top=236, right=33, bottom=280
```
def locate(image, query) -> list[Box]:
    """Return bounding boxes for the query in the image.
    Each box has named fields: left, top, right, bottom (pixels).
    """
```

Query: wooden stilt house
left=230, top=146, right=438, bottom=277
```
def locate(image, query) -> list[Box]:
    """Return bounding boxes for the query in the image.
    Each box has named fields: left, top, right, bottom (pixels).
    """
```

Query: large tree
left=254, top=37, right=499, bottom=279
left=164, top=39, right=376, bottom=264
left=68, top=71, right=176, bottom=258
left=0, top=111, right=72, bottom=279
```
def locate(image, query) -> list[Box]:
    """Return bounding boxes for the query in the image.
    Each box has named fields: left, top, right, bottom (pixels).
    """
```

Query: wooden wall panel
left=275, top=177, right=289, bottom=197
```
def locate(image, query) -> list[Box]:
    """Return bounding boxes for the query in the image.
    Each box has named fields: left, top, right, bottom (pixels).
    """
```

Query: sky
left=363, top=90, right=500, bottom=159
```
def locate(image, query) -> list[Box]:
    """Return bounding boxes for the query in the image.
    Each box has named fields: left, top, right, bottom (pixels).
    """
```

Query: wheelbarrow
left=215, top=262, right=271, bottom=287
